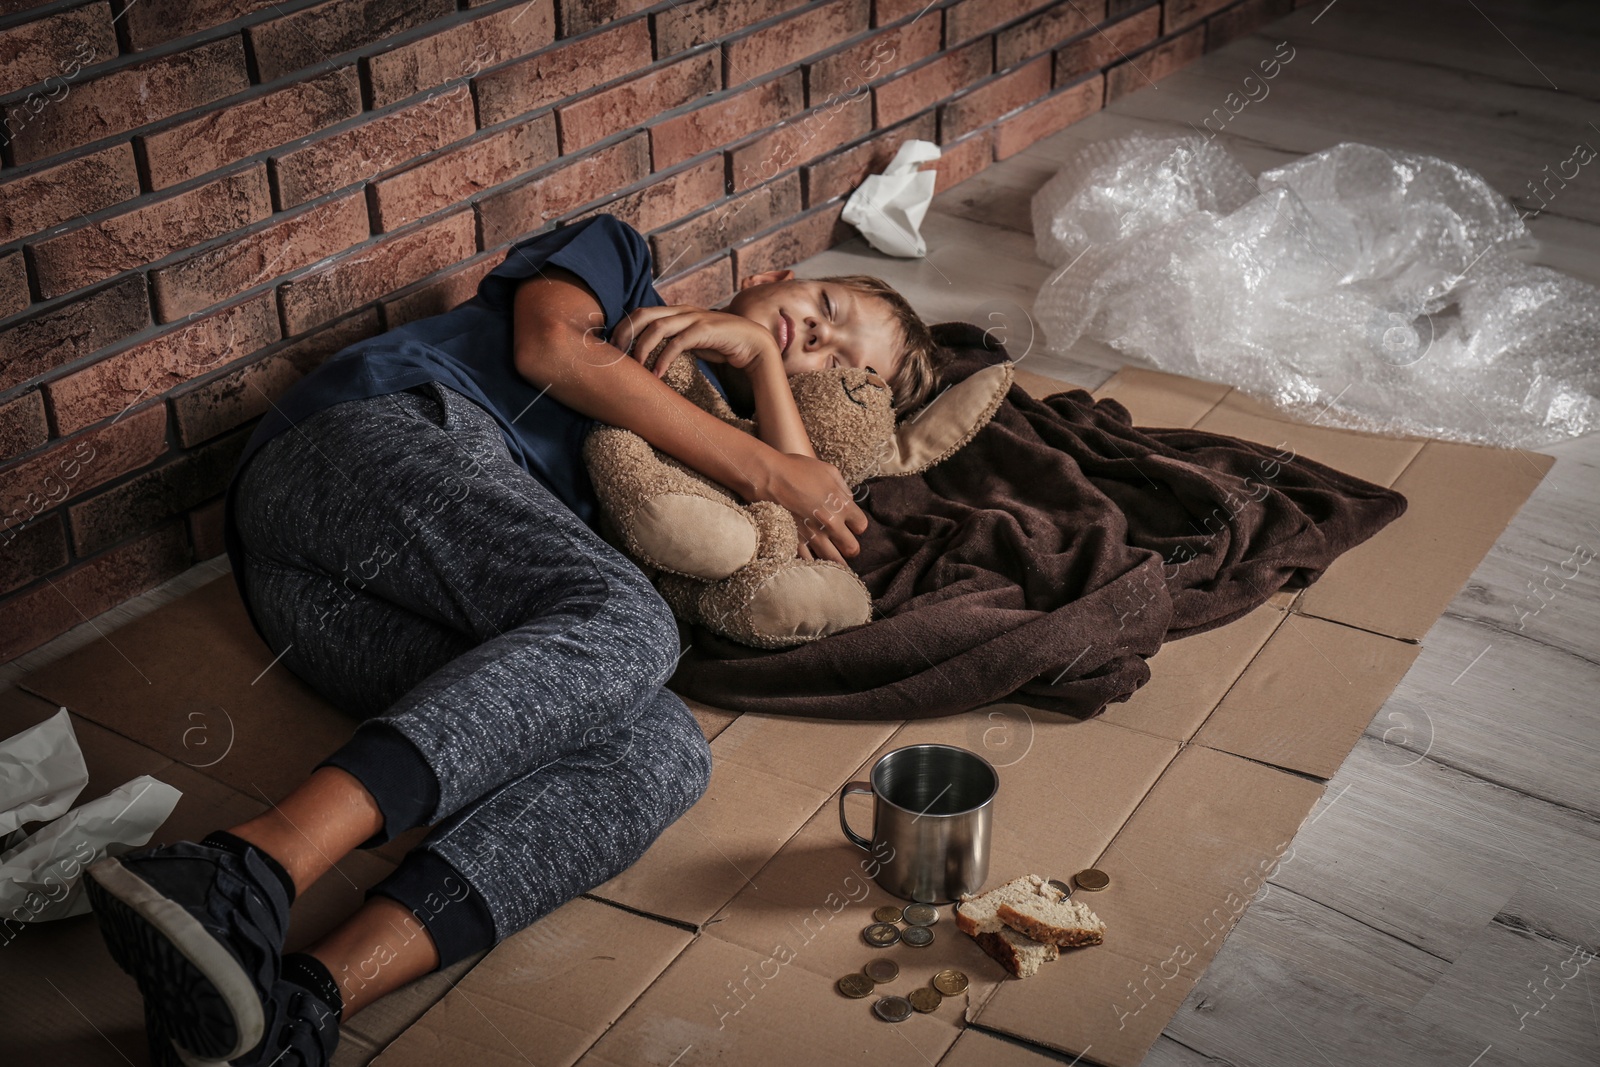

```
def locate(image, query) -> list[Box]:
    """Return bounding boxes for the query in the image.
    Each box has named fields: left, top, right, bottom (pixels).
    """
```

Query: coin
left=872, top=905, right=903, bottom=924
left=1074, top=868, right=1110, bottom=891
left=902, top=903, right=939, bottom=926
left=932, top=968, right=969, bottom=996
left=863, top=922, right=901, bottom=947
left=900, top=924, right=934, bottom=947
left=863, top=958, right=899, bottom=983
left=837, top=972, right=875, bottom=998
left=908, top=987, right=942, bottom=1013
left=1047, top=878, right=1074, bottom=898
left=872, top=995, right=914, bottom=1023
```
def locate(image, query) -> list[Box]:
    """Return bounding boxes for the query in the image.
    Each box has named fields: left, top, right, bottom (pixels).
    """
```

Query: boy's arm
left=512, top=269, right=775, bottom=501
left=738, top=347, right=818, bottom=460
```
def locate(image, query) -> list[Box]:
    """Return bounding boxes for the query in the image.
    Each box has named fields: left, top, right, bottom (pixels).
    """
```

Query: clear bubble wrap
left=1030, top=133, right=1600, bottom=448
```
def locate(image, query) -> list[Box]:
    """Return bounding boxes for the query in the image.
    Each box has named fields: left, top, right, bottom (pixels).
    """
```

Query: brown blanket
left=667, top=323, right=1407, bottom=720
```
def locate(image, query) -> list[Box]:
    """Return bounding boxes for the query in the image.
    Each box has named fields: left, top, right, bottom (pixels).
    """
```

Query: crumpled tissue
left=0, top=707, right=181, bottom=922
left=841, top=139, right=941, bottom=257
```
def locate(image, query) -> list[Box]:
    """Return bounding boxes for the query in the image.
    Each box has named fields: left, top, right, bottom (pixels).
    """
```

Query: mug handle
left=839, top=780, right=874, bottom=851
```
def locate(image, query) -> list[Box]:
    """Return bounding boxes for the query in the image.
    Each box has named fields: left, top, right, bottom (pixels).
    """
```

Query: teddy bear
left=581, top=344, right=1015, bottom=650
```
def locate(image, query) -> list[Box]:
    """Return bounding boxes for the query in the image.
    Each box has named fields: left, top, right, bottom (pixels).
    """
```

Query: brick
left=945, top=0, right=1053, bottom=46
left=872, top=0, right=936, bottom=25
left=1205, top=0, right=1295, bottom=50
left=725, top=0, right=870, bottom=89
left=189, top=497, right=227, bottom=560
left=270, top=85, right=476, bottom=208
left=648, top=171, right=802, bottom=277
left=152, top=191, right=371, bottom=322
left=0, top=404, right=168, bottom=525
left=1166, top=0, right=1233, bottom=32
left=559, top=0, right=655, bottom=36
left=874, top=39, right=992, bottom=127
left=1107, top=25, right=1203, bottom=100
left=0, top=523, right=190, bottom=664
left=730, top=201, right=848, bottom=279
left=730, top=91, right=872, bottom=191
left=569, top=156, right=726, bottom=235
left=172, top=354, right=299, bottom=449
left=140, top=67, right=362, bottom=190
left=656, top=255, right=734, bottom=307
left=0, top=276, right=151, bottom=394
left=939, top=54, right=1050, bottom=142
left=656, top=0, right=809, bottom=57
left=478, top=134, right=652, bottom=248
left=0, top=2, right=117, bottom=97
left=0, top=513, right=67, bottom=598
left=278, top=308, right=384, bottom=373
left=557, top=52, right=719, bottom=154
left=382, top=252, right=501, bottom=328
left=32, top=165, right=273, bottom=300
left=5, top=36, right=249, bottom=165
left=0, top=250, right=27, bottom=319
left=49, top=292, right=281, bottom=435
left=807, top=17, right=941, bottom=105
left=278, top=210, right=476, bottom=334
left=0, top=144, right=139, bottom=246
left=1053, top=7, right=1161, bottom=83
left=68, top=427, right=248, bottom=556
left=170, top=308, right=380, bottom=448
left=995, top=0, right=1107, bottom=70
left=994, top=71, right=1103, bottom=158
left=931, top=127, right=992, bottom=195
left=117, top=0, right=282, bottom=52
left=802, top=110, right=936, bottom=204
left=0, top=391, right=48, bottom=463
left=474, top=20, right=651, bottom=126
left=365, top=1, right=555, bottom=109
left=249, top=0, right=454, bottom=83
left=372, top=113, right=558, bottom=231
left=651, top=70, right=804, bottom=171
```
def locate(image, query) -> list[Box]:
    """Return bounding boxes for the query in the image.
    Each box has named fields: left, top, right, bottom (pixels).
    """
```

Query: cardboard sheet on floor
left=1296, top=439, right=1555, bottom=640
left=371, top=896, right=694, bottom=1067
left=4, top=366, right=1554, bottom=1067
left=970, top=746, right=1326, bottom=1066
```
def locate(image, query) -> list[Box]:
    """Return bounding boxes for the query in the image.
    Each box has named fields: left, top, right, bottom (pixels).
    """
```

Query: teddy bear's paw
left=739, top=561, right=872, bottom=646
left=629, top=492, right=760, bottom=580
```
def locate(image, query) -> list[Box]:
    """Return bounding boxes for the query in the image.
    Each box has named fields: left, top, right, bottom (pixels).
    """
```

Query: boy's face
left=719, top=269, right=903, bottom=383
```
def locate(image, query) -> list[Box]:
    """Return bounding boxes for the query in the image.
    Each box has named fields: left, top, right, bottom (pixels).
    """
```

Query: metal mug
left=838, top=743, right=998, bottom=903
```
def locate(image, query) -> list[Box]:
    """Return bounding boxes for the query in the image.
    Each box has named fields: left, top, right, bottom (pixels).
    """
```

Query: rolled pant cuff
left=369, top=849, right=499, bottom=968
left=317, top=721, right=440, bottom=847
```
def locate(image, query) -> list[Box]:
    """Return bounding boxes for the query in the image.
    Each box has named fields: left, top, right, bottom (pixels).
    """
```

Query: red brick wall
left=0, top=0, right=1301, bottom=662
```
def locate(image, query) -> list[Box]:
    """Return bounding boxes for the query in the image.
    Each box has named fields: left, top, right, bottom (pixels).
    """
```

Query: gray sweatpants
left=230, top=380, right=713, bottom=967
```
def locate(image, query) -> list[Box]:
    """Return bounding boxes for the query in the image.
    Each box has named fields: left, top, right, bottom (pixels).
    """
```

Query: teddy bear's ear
left=873, top=360, right=1014, bottom=477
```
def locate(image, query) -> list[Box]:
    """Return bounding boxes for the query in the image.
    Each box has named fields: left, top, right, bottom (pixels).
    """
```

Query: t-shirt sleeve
left=476, top=213, right=663, bottom=343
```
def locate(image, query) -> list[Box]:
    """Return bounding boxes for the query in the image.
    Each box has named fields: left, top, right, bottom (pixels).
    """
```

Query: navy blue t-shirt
left=222, top=213, right=730, bottom=644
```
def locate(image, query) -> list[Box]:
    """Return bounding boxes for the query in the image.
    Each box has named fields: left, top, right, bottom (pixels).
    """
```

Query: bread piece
left=957, top=874, right=1103, bottom=947
left=973, top=926, right=1059, bottom=979
left=996, top=891, right=1104, bottom=948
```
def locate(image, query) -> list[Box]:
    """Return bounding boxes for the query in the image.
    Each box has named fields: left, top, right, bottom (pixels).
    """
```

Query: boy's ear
left=738, top=268, right=795, bottom=290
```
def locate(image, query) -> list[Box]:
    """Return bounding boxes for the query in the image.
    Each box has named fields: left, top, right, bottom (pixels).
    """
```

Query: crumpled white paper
left=0, top=708, right=182, bottom=922
left=841, top=139, right=941, bottom=257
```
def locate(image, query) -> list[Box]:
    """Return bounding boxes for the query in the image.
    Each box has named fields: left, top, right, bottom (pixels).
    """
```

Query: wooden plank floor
left=802, top=1, right=1599, bottom=1064
left=5, top=2, right=1595, bottom=1065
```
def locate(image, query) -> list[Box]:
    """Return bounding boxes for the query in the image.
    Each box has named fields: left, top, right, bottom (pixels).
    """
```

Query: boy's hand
left=613, top=305, right=780, bottom=379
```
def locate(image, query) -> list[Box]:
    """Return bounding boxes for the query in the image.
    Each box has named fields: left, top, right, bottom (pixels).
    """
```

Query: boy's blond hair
left=814, top=273, right=945, bottom=419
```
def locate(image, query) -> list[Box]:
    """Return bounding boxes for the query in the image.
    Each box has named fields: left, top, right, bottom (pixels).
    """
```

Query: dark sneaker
left=84, top=837, right=292, bottom=1063
left=143, top=999, right=183, bottom=1067
left=200, top=978, right=341, bottom=1067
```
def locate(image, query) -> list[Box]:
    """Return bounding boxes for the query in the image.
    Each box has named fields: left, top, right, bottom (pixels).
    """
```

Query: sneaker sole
left=85, top=857, right=266, bottom=1063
